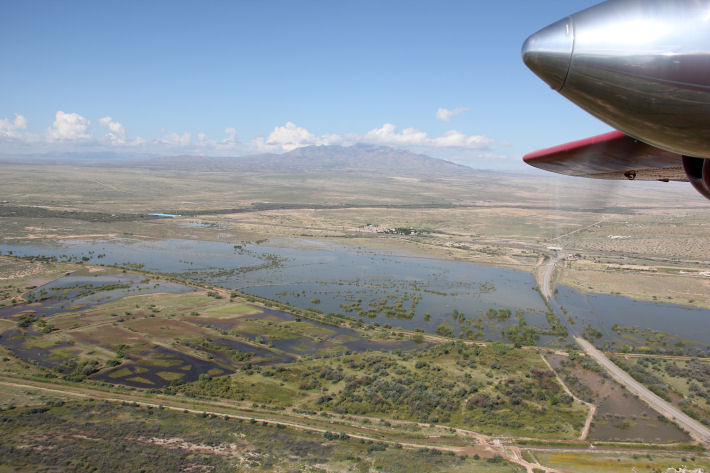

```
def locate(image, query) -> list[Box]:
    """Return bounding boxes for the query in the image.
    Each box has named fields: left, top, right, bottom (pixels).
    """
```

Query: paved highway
left=539, top=250, right=710, bottom=447
left=575, top=336, right=710, bottom=446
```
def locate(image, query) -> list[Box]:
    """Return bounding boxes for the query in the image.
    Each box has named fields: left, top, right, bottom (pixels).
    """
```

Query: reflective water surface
left=2, top=238, right=709, bottom=353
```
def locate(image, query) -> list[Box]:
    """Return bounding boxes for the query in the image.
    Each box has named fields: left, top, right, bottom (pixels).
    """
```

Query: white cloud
left=432, top=129, right=493, bottom=148
left=253, top=121, right=328, bottom=152
left=148, top=128, right=243, bottom=153
left=47, top=111, right=92, bottom=141
left=156, top=131, right=192, bottom=147
left=251, top=122, right=494, bottom=153
left=360, top=123, right=493, bottom=150
left=196, top=132, right=216, bottom=147
left=435, top=106, right=470, bottom=122
left=362, top=123, right=429, bottom=146
left=0, top=111, right=498, bottom=161
left=221, top=127, right=239, bottom=147
left=98, top=116, right=127, bottom=144
left=0, top=113, right=28, bottom=138
left=363, top=123, right=428, bottom=146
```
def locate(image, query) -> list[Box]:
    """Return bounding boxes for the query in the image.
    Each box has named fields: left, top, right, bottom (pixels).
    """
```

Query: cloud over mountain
left=47, top=111, right=92, bottom=141
left=252, top=122, right=494, bottom=153
left=0, top=111, right=502, bottom=167
left=98, top=116, right=127, bottom=144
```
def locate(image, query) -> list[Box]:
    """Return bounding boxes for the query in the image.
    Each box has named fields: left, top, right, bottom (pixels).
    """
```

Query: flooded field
left=0, top=266, right=428, bottom=389
left=92, top=345, right=230, bottom=388
left=555, top=286, right=710, bottom=356
left=0, top=328, right=79, bottom=371
left=0, top=239, right=552, bottom=343
left=2, top=237, right=709, bottom=352
left=0, top=269, right=196, bottom=319
left=246, top=308, right=424, bottom=355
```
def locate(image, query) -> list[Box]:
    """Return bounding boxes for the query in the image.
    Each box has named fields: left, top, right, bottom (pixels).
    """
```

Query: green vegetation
left=603, top=324, right=704, bottom=356
left=0, top=204, right=156, bottom=222
left=151, top=341, right=588, bottom=438
left=546, top=353, right=692, bottom=443
left=611, top=355, right=710, bottom=425
left=0, top=257, right=588, bottom=441
left=582, top=325, right=603, bottom=342
left=0, top=400, right=523, bottom=472
left=303, top=343, right=585, bottom=438
left=206, top=303, right=258, bottom=317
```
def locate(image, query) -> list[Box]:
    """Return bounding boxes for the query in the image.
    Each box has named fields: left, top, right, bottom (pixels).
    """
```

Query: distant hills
left=127, top=144, right=476, bottom=176
left=0, top=144, right=480, bottom=177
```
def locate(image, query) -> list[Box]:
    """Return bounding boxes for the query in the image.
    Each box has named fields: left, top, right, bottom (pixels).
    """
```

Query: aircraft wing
left=523, top=131, right=687, bottom=182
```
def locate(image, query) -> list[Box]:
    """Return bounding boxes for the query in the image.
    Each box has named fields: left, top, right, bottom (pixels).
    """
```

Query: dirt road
left=0, top=376, right=564, bottom=472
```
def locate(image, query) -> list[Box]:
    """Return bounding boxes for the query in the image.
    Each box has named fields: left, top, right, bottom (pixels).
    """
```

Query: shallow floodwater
left=0, top=270, right=195, bottom=319
left=554, top=285, right=710, bottom=356
left=0, top=238, right=551, bottom=341
left=248, top=308, right=424, bottom=355
left=0, top=328, right=78, bottom=370
left=3, top=237, right=709, bottom=351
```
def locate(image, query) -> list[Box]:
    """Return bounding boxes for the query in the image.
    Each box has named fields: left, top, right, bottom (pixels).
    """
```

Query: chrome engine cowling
left=682, top=156, right=710, bottom=200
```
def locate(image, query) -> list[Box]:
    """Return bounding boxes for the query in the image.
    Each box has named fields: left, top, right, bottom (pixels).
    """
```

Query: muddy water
left=0, top=239, right=549, bottom=342
left=3, top=238, right=709, bottom=350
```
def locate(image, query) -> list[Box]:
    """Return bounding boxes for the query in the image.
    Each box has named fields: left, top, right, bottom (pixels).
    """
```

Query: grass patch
left=156, top=371, right=184, bottom=381
left=535, top=451, right=710, bottom=473
left=108, top=367, right=133, bottom=378
left=126, top=376, right=153, bottom=385
left=142, top=358, right=183, bottom=368
left=206, top=304, right=260, bottom=317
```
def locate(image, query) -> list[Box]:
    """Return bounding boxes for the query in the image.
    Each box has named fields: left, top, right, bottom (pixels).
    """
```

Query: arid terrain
left=1, top=153, right=709, bottom=472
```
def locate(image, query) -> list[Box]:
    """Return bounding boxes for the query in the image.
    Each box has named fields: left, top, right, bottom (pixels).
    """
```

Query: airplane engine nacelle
left=522, top=0, right=710, bottom=159
left=682, top=156, right=710, bottom=200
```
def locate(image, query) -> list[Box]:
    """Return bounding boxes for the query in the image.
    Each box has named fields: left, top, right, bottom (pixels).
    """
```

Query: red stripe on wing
left=523, top=131, right=686, bottom=181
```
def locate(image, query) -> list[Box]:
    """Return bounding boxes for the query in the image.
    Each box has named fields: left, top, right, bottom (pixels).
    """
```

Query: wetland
left=2, top=237, right=709, bottom=355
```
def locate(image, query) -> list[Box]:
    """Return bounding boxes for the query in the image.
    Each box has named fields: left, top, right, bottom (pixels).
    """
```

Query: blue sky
left=0, top=0, right=611, bottom=170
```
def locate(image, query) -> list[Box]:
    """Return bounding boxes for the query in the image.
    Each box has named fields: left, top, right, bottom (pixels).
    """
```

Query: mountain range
left=128, top=144, right=476, bottom=176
